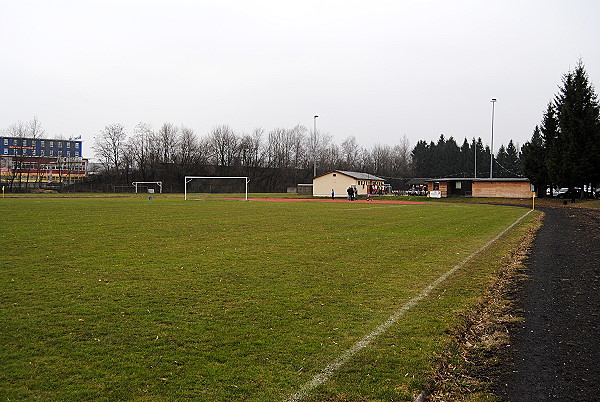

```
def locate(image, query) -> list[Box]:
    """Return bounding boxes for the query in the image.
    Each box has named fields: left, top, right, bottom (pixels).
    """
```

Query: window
left=50, top=142, right=54, bottom=148
left=41, top=140, right=45, bottom=147
left=67, top=142, right=71, bottom=148
left=75, top=143, right=79, bottom=149
left=455, top=181, right=462, bottom=190
left=3, top=138, right=7, bottom=145
left=3, top=149, right=7, bottom=155
left=41, top=150, right=45, bottom=156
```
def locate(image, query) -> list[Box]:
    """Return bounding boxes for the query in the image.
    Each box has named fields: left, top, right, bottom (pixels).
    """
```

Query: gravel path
left=499, top=206, right=600, bottom=400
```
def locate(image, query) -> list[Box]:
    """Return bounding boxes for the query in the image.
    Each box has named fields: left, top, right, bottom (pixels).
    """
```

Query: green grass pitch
left=0, top=195, right=536, bottom=400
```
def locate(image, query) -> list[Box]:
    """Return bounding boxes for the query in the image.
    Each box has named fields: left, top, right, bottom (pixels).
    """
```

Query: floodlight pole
left=313, top=115, right=318, bottom=177
left=474, top=137, right=477, bottom=178
left=490, top=98, right=496, bottom=179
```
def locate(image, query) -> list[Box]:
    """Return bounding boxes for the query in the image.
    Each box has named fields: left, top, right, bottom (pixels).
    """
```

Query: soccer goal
left=132, top=181, right=163, bottom=194
left=184, top=176, right=249, bottom=201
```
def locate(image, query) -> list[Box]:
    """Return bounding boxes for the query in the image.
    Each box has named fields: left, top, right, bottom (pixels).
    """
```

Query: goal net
left=184, top=176, right=249, bottom=201
left=132, top=181, right=163, bottom=194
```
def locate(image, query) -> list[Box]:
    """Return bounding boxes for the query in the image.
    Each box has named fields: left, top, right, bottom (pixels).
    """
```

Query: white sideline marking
left=285, top=209, right=533, bottom=402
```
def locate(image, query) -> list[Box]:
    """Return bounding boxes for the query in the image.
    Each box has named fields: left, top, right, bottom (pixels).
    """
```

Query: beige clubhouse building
left=425, top=178, right=533, bottom=198
left=313, top=170, right=386, bottom=197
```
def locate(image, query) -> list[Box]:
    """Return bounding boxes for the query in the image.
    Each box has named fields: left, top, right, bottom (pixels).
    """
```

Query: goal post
left=184, top=176, right=249, bottom=201
left=132, top=181, right=163, bottom=194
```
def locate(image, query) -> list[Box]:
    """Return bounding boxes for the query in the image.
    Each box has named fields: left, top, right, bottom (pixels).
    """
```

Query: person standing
left=347, top=186, right=353, bottom=201
left=331, top=189, right=335, bottom=199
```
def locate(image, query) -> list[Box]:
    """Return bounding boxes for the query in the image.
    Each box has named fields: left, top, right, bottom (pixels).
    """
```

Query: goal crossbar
left=184, top=176, right=249, bottom=201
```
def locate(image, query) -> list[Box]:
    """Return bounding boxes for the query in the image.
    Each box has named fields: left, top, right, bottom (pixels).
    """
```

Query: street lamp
left=490, top=98, right=497, bottom=178
left=313, top=115, right=318, bottom=177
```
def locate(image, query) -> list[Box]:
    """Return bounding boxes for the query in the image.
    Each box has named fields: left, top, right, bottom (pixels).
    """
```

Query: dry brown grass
left=423, top=213, right=544, bottom=401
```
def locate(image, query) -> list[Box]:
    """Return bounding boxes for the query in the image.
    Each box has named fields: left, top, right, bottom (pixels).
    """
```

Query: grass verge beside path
left=0, top=196, right=538, bottom=400
left=423, top=212, right=543, bottom=401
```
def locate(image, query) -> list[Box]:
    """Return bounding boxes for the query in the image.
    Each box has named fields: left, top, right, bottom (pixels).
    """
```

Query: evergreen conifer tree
left=553, top=60, right=600, bottom=189
left=521, top=126, right=549, bottom=195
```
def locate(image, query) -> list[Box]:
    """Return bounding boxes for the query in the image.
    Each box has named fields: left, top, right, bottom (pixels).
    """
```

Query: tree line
left=2, top=117, right=528, bottom=193
left=4, top=61, right=597, bottom=194
left=91, top=122, right=413, bottom=192
left=522, top=60, right=600, bottom=196
left=411, top=135, right=521, bottom=179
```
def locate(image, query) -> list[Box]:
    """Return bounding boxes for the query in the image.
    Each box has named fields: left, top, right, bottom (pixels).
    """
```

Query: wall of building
left=313, top=172, right=385, bottom=197
left=297, top=184, right=313, bottom=195
left=1, top=136, right=87, bottom=187
left=1, top=137, right=82, bottom=158
left=313, top=173, right=356, bottom=197
left=472, top=181, right=532, bottom=198
left=428, top=181, right=449, bottom=197
left=1, top=155, right=87, bottom=185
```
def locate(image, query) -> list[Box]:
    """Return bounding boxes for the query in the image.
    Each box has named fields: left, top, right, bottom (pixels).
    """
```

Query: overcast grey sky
left=2, top=0, right=599, bottom=158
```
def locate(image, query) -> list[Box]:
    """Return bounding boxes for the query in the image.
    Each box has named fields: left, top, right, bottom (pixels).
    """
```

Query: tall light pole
left=474, top=137, right=477, bottom=178
left=313, top=115, right=318, bottom=177
left=490, top=98, right=497, bottom=178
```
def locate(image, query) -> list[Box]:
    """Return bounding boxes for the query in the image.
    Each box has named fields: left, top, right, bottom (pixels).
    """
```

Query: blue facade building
left=1, top=137, right=82, bottom=158
left=1, top=136, right=87, bottom=187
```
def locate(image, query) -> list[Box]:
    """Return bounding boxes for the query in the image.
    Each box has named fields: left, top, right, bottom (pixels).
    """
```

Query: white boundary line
left=285, top=209, right=534, bottom=402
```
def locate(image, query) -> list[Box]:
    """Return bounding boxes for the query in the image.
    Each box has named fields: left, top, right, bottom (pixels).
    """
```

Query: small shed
left=313, top=170, right=386, bottom=197
left=296, top=184, right=313, bottom=195
left=426, top=178, right=533, bottom=198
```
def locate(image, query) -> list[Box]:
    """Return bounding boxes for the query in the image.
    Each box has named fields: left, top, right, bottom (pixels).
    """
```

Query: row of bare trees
left=93, top=122, right=412, bottom=191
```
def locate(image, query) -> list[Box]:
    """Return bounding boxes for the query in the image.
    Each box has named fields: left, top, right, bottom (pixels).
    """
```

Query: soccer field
left=0, top=196, right=536, bottom=400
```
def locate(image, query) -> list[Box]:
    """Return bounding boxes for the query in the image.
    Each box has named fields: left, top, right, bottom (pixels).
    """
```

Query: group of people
left=346, top=186, right=357, bottom=200
left=331, top=186, right=370, bottom=201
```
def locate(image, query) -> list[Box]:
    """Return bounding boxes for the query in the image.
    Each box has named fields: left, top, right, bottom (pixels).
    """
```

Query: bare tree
left=157, top=122, right=179, bottom=163
left=371, top=143, right=394, bottom=176
left=128, top=122, right=157, bottom=180
left=207, top=125, right=239, bottom=166
left=28, top=116, right=46, bottom=139
left=341, top=135, right=361, bottom=170
left=27, top=117, right=46, bottom=185
left=289, top=124, right=308, bottom=170
left=315, top=132, right=334, bottom=173
left=3, top=121, right=27, bottom=189
left=391, top=135, right=412, bottom=177
left=176, top=125, right=200, bottom=171
left=239, top=128, right=264, bottom=168
left=357, top=146, right=374, bottom=173
left=94, top=123, right=127, bottom=174
left=266, top=128, right=290, bottom=168
left=320, top=141, right=341, bottom=172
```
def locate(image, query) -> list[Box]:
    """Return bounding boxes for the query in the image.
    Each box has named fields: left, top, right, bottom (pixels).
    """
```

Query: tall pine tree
left=521, top=126, right=549, bottom=195
left=553, top=60, right=600, bottom=189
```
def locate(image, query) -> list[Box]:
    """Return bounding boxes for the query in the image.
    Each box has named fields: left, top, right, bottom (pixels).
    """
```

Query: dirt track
left=498, top=206, right=600, bottom=400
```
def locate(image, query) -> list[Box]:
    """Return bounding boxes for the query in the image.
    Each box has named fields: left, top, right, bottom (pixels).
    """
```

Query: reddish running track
left=243, top=198, right=425, bottom=204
